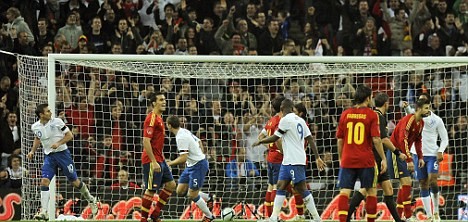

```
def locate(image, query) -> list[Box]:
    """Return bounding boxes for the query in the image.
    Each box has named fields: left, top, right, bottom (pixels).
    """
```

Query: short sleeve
left=336, top=114, right=344, bottom=139
left=378, top=114, right=388, bottom=138
left=55, top=118, right=70, bottom=133
left=274, top=117, right=288, bottom=138
left=303, top=121, right=312, bottom=138
left=176, top=137, right=190, bottom=153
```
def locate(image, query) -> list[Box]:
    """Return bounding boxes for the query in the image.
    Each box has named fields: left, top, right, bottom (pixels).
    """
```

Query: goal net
left=18, top=54, right=468, bottom=221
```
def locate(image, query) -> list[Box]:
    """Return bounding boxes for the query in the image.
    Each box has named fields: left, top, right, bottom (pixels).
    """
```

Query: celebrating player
left=259, top=96, right=306, bottom=221
left=140, top=92, right=176, bottom=222
left=389, top=97, right=430, bottom=220
left=336, top=85, right=387, bottom=222
left=346, top=93, right=406, bottom=222
left=165, top=116, right=215, bottom=222
left=253, top=99, right=325, bottom=222
left=28, top=104, right=98, bottom=220
left=402, top=93, right=448, bottom=222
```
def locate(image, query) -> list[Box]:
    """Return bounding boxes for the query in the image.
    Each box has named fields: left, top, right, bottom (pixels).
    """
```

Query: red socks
left=396, top=187, right=404, bottom=217
left=365, top=196, right=377, bottom=222
left=151, top=188, right=172, bottom=218
left=294, top=193, right=304, bottom=216
left=338, top=195, right=349, bottom=222
left=401, top=185, right=413, bottom=218
left=140, top=193, right=153, bottom=220
left=265, top=190, right=273, bottom=217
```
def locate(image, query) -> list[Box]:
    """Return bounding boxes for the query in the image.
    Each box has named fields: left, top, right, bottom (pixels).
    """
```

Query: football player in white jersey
left=28, top=104, right=98, bottom=220
left=402, top=93, right=448, bottom=222
left=166, top=116, right=215, bottom=222
left=253, top=99, right=325, bottom=222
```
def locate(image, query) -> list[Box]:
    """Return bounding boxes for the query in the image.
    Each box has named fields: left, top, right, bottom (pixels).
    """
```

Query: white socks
left=195, top=196, right=213, bottom=218
left=304, top=194, right=321, bottom=221
left=270, top=194, right=286, bottom=221
left=40, top=190, right=50, bottom=214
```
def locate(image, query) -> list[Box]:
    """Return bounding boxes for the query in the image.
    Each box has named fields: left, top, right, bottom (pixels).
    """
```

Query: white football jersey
left=176, top=128, right=206, bottom=167
left=31, top=118, right=69, bottom=155
left=274, top=113, right=310, bottom=165
left=410, top=111, right=449, bottom=156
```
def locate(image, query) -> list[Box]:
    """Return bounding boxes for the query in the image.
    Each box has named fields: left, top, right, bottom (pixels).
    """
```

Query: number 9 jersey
left=336, top=107, right=380, bottom=168
left=273, top=113, right=311, bottom=165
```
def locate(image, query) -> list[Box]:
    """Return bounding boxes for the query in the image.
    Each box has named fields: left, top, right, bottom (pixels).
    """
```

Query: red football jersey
left=336, top=107, right=380, bottom=168
left=142, top=112, right=165, bottom=164
left=264, top=115, right=283, bottom=164
left=390, top=114, right=424, bottom=163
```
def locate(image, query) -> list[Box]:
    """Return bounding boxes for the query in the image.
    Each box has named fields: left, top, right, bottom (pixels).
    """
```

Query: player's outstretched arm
left=372, top=136, right=387, bottom=174
left=28, top=137, right=41, bottom=160
left=167, top=153, right=188, bottom=167
left=253, top=135, right=280, bottom=147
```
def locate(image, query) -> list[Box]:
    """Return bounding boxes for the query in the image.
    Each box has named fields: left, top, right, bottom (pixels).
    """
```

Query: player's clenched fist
left=27, top=151, right=34, bottom=160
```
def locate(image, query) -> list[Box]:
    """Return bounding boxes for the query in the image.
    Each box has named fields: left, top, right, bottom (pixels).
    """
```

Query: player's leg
left=360, top=166, right=378, bottom=222
left=381, top=180, right=403, bottom=222
left=347, top=188, right=367, bottom=222
left=59, top=150, right=97, bottom=217
left=290, top=166, right=320, bottom=221
left=270, top=165, right=291, bottom=222
left=187, top=160, right=214, bottom=220
left=414, top=154, right=432, bottom=219
left=427, top=156, right=441, bottom=222
left=337, top=168, right=358, bottom=222
left=141, top=163, right=157, bottom=222
left=176, top=168, right=190, bottom=197
left=395, top=156, right=412, bottom=219
left=399, top=176, right=413, bottom=220
left=265, top=163, right=280, bottom=218
left=151, top=161, right=176, bottom=219
left=36, top=155, right=55, bottom=220
left=289, top=185, right=305, bottom=219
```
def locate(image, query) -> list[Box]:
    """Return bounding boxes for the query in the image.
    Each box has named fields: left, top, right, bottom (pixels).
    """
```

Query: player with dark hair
left=258, top=95, right=287, bottom=218
left=389, top=98, right=430, bottom=220
left=402, top=93, right=448, bottom=222
left=29, top=104, right=98, bottom=220
left=254, top=99, right=325, bottom=222
left=140, top=92, right=176, bottom=222
left=347, top=93, right=406, bottom=222
left=166, top=115, right=215, bottom=222
left=336, top=85, right=387, bottom=222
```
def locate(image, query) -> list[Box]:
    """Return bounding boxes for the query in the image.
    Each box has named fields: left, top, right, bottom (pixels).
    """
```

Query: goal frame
left=43, top=54, right=467, bottom=221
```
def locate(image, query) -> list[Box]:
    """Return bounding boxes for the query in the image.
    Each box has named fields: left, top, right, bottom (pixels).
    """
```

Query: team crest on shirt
left=427, top=119, right=436, bottom=128
left=147, top=129, right=152, bottom=135
left=36, top=131, right=42, bottom=138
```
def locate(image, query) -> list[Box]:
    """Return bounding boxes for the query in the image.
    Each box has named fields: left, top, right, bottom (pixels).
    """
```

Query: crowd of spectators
left=0, top=0, right=467, bottom=193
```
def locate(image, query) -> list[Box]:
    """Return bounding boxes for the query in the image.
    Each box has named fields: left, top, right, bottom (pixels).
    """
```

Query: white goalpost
left=15, top=53, right=468, bottom=221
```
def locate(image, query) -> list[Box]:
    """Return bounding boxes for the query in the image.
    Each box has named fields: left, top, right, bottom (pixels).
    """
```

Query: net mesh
left=18, top=54, right=468, bottom=221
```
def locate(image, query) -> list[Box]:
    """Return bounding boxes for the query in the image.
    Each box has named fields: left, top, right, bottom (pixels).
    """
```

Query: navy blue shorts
left=178, top=159, right=209, bottom=190
left=386, top=149, right=411, bottom=179
left=267, top=162, right=281, bottom=185
left=143, top=161, right=174, bottom=191
left=42, top=149, right=78, bottom=181
left=338, top=165, right=377, bottom=189
left=278, top=165, right=307, bottom=185
left=413, top=155, right=439, bottom=180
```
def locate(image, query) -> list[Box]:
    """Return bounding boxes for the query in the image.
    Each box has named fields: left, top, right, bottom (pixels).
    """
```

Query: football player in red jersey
left=140, top=92, right=176, bottom=222
left=389, top=98, right=430, bottom=220
left=258, top=96, right=286, bottom=218
left=336, top=85, right=387, bottom=222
